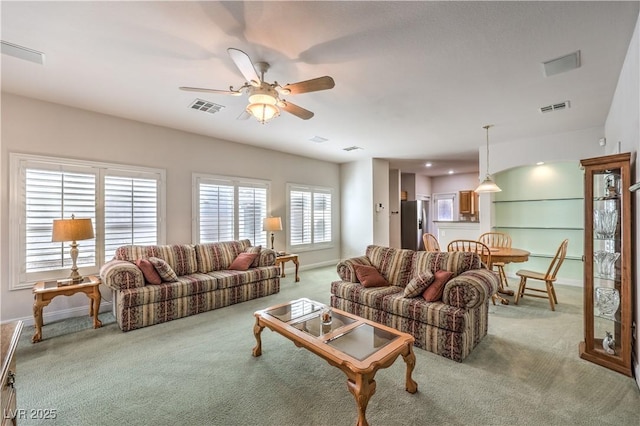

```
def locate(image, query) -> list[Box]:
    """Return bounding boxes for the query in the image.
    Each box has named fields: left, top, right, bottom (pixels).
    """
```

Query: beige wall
left=1, top=93, right=341, bottom=323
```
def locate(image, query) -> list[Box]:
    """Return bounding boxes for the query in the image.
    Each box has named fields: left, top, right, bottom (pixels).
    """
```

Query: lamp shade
left=475, top=175, right=502, bottom=193
left=51, top=216, right=95, bottom=242
left=263, top=217, right=283, bottom=232
left=247, top=103, right=280, bottom=123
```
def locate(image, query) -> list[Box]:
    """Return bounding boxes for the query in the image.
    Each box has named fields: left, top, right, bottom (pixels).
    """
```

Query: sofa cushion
left=245, top=246, right=262, bottom=267
left=411, top=251, right=481, bottom=279
left=119, top=273, right=219, bottom=308
left=149, top=257, right=179, bottom=282
left=114, top=244, right=198, bottom=276
left=195, top=240, right=252, bottom=273
left=330, top=281, right=402, bottom=310
left=229, top=253, right=258, bottom=271
left=207, top=266, right=281, bottom=289
left=354, top=265, right=389, bottom=288
left=136, top=259, right=162, bottom=285
left=365, top=245, right=414, bottom=287
left=404, top=271, right=434, bottom=297
left=381, top=292, right=469, bottom=333
left=422, top=270, right=454, bottom=302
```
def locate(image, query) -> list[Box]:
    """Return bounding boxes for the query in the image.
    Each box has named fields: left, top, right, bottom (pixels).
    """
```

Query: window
left=193, top=174, right=269, bottom=246
left=104, top=175, right=158, bottom=261
left=287, top=184, right=333, bottom=250
left=433, top=193, right=456, bottom=221
left=10, top=154, right=165, bottom=289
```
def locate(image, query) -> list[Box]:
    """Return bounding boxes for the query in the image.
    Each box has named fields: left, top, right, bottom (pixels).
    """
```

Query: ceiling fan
left=180, top=48, right=335, bottom=124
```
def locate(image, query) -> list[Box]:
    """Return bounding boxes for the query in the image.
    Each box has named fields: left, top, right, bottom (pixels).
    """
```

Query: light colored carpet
left=15, top=266, right=640, bottom=425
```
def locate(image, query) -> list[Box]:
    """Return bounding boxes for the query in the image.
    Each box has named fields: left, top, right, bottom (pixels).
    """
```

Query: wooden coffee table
left=253, top=298, right=417, bottom=426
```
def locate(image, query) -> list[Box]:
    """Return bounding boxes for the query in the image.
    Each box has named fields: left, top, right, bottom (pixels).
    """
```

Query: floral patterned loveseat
left=331, top=245, right=499, bottom=362
left=100, top=239, right=280, bottom=332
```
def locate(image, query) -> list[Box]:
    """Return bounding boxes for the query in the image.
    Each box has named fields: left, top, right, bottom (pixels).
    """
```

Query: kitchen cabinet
left=459, top=190, right=478, bottom=215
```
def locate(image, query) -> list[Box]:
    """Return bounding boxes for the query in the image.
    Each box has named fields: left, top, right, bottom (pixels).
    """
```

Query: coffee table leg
left=402, top=344, right=418, bottom=393
left=252, top=318, right=265, bottom=357
left=347, top=373, right=376, bottom=426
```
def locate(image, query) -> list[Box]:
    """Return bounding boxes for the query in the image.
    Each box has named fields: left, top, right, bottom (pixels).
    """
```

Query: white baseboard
left=4, top=301, right=112, bottom=327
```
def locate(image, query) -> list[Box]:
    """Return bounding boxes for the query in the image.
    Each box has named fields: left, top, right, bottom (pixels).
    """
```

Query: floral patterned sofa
left=331, top=245, right=499, bottom=362
left=100, top=239, right=280, bottom=332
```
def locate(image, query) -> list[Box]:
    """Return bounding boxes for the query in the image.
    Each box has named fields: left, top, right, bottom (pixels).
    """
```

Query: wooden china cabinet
left=579, top=153, right=632, bottom=376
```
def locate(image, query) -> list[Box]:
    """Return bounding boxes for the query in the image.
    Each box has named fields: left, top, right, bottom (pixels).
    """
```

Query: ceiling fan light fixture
left=247, top=103, right=280, bottom=124
left=475, top=124, right=502, bottom=193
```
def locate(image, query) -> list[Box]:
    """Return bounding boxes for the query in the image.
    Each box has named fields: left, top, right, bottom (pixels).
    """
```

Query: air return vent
left=342, top=146, right=363, bottom=152
left=539, top=100, right=570, bottom=114
left=189, top=99, right=225, bottom=115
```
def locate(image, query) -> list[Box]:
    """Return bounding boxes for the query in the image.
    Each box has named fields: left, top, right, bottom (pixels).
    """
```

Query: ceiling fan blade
left=282, top=76, right=335, bottom=95
left=179, top=86, right=242, bottom=96
left=280, top=101, right=314, bottom=120
left=227, top=48, right=261, bottom=86
left=236, top=110, right=251, bottom=120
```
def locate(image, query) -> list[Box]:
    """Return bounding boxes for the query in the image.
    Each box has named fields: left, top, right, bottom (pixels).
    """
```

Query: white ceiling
left=2, top=1, right=638, bottom=177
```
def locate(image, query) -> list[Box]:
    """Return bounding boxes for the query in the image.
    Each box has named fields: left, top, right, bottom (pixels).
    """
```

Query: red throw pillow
left=229, top=252, right=258, bottom=271
left=136, top=258, right=162, bottom=285
left=353, top=264, right=389, bottom=288
left=422, top=270, right=454, bottom=302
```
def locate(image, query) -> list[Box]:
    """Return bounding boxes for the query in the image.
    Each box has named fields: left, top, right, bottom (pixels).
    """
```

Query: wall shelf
left=495, top=226, right=583, bottom=231
left=493, top=197, right=583, bottom=203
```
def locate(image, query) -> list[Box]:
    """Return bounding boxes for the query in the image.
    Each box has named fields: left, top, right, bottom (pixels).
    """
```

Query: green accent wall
left=493, top=162, right=584, bottom=285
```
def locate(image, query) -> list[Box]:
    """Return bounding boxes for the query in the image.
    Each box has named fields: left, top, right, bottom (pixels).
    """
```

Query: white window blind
left=288, top=184, right=333, bottom=249
left=10, top=153, right=165, bottom=289
left=199, top=182, right=235, bottom=243
left=195, top=174, right=269, bottom=246
left=104, top=175, right=158, bottom=261
left=290, top=190, right=312, bottom=245
left=25, top=168, right=96, bottom=273
left=313, top=192, right=332, bottom=243
left=238, top=185, right=267, bottom=246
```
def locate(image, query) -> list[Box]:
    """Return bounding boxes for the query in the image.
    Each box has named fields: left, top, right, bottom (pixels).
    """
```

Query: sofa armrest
left=258, top=248, right=277, bottom=266
left=336, top=256, right=372, bottom=282
left=100, top=260, right=145, bottom=291
left=442, top=269, right=499, bottom=309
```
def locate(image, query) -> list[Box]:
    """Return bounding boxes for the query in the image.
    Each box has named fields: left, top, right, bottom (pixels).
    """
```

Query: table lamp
left=51, top=214, right=95, bottom=284
left=262, top=217, right=282, bottom=250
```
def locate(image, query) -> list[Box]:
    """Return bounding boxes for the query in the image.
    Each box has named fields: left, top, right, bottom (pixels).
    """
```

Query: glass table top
left=264, top=299, right=401, bottom=361
left=266, top=299, right=323, bottom=322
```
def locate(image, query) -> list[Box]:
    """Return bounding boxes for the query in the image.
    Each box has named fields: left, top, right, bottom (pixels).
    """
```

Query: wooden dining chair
left=447, top=240, right=498, bottom=304
left=422, top=233, right=440, bottom=251
left=479, top=232, right=512, bottom=289
left=514, top=239, right=569, bottom=311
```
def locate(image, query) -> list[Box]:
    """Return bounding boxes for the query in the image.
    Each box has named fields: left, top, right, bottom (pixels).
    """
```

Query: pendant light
left=475, top=124, right=502, bottom=193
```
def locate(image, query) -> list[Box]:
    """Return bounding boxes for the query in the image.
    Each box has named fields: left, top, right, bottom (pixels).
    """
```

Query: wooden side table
left=274, top=254, right=300, bottom=282
left=32, top=275, right=102, bottom=343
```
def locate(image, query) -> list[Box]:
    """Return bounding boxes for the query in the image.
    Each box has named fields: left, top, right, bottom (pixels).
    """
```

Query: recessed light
left=448, top=170, right=454, bottom=175
left=425, top=162, right=432, bottom=167
left=536, top=161, right=545, bottom=166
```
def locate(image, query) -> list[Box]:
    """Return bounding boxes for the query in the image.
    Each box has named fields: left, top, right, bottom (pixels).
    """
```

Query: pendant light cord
left=483, top=124, right=493, bottom=176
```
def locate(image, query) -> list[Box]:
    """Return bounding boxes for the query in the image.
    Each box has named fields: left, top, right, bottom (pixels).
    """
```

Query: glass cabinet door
left=579, top=153, right=632, bottom=377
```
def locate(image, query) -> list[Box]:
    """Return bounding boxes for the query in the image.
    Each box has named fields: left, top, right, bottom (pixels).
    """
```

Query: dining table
left=487, top=247, right=531, bottom=304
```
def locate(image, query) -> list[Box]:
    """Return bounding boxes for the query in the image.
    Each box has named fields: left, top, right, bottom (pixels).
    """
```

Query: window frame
left=286, top=183, right=334, bottom=252
left=192, top=173, right=271, bottom=246
left=432, top=192, right=457, bottom=222
left=9, top=153, right=166, bottom=290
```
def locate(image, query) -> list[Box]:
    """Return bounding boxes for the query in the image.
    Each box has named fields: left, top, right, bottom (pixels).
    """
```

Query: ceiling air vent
left=540, top=100, right=570, bottom=114
left=189, top=99, right=225, bottom=115
left=342, top=146, right=363, bottom=152
left=309, top=136, right=328, bottom=143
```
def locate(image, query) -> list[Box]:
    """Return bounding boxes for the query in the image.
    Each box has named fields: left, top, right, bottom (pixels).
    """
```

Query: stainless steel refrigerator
left=401, top=200, right=428, bottom=250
